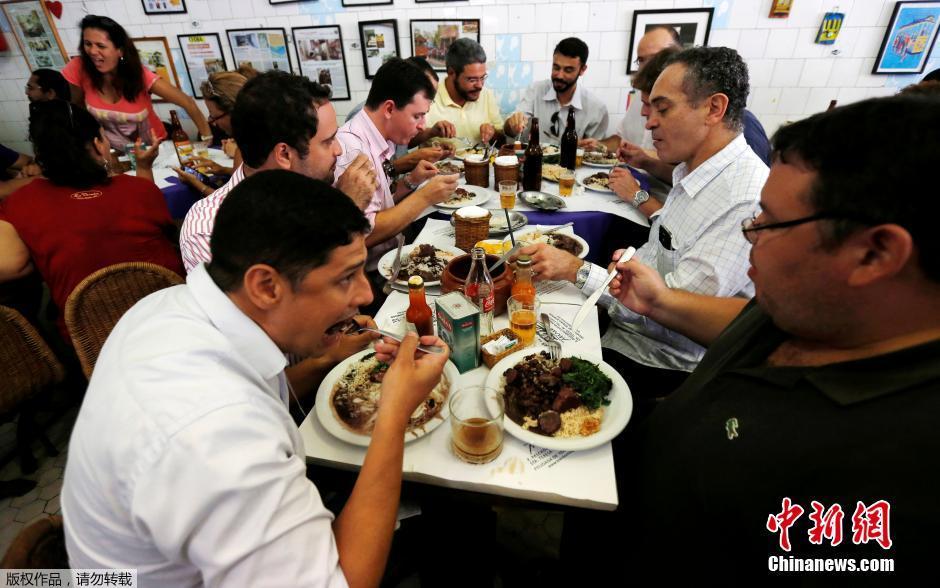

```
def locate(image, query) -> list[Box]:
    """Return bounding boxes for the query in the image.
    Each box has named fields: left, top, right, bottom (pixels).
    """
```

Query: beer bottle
left=522, top=118, right=542, bottom=192
left=465, top=247, right=495, bottom=338
left=170, top=110, right=193, bottom=165
left=511, top=254, right=536, bottom=304
left=406, top=275, right=434, bottom=337
left=560, top=108, right=578, bottom=170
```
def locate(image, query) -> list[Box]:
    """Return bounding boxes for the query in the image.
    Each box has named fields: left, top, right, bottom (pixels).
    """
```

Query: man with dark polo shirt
left=600, top=95, right=940, bottom=581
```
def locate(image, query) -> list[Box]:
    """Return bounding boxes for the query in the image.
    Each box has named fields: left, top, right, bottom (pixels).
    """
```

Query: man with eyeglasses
left=596, top=94, right=940, bottom=582
left=426, top=38, right=507, bottom=145
left=519, top=47, right=767, bottom=404
left=505, top=37, right=609, bottom=145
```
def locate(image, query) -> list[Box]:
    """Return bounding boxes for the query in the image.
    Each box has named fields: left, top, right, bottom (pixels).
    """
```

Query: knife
left=570, top=247, right=637, bottom=332
left=542, top=222, right=574, bottom=235
left=383, top=234, right=406, bottom=295
left=487, top=242, right=522, bottom=273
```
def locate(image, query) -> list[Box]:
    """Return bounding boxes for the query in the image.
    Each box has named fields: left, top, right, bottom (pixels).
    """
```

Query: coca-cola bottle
left=464, top=247, right=495, bottom=338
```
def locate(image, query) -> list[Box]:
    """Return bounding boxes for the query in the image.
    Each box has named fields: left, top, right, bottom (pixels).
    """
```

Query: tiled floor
left=0, top=403, right=78, bottom=557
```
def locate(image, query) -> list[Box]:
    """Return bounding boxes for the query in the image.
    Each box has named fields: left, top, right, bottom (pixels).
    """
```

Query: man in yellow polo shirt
left=427, top=38, right=510, bottom=146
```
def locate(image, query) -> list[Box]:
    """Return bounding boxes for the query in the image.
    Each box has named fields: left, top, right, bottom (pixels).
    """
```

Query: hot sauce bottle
left=406, top=275, right=434, bottom=337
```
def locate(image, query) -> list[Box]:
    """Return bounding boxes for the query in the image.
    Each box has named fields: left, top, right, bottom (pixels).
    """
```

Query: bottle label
left=464, top=283, right=495, bottom=313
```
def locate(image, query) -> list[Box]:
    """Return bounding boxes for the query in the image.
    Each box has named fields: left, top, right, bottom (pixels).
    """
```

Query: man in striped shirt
left=180, top=71, right=379, bottom=273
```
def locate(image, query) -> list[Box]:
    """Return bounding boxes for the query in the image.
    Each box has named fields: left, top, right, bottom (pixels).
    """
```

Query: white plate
left=576, top=169, right=613, bottom=193
left=435, top=184, right=492, bottom=209
left=377, top=243, right=463, bottom=286
left=434, top=159, right=464, bottom=176
left=508, top=228, right=589, bottom=259
left=453, top=147, right=486, bottom=161
left=315, top=349, right=460, bottom=446
left=582, top=160, right=618, bottom=168
left=484, top=347, right=633, bottom=451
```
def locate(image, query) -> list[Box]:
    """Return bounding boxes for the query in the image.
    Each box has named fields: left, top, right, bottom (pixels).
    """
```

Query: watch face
left=633, top=190, right=649, bottom=206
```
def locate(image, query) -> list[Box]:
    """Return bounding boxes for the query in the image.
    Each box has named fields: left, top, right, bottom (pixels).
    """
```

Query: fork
left=358, top=327, right=445, bottom=354
left=540, top=313, right=562, bottom=362
left=383, top=234, right=405, bottom=296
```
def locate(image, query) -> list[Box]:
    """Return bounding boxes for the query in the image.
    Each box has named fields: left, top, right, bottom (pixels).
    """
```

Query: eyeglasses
left=549, top=111, right=561, bottom=137
left=207, top=111, right=229, bottom=125
left=461, top=74, right=488, bottom=85
left=740, top=212, right=873, bottom=244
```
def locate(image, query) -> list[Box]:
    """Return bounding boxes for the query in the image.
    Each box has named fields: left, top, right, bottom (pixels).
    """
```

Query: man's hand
left=416, top=173, right=459, bottom=205
left=221, top=138, right=238, bottom=158
left=578, top=137, right=600, bottom=150
left=609, top=254, right=668, bottom=317
left=408, top=159, right=439, bottom=185
left=16, top=162, right=42, bottom=178
left=516, top=243, right=583, bottom=283
left=172, top=167, right=209, bottom=194
left=335, top=154, right=379, bottom=210
left=504, top=112, right=527, bottom=137
left=617, top=140, right=655, bottom=169
left=324, top=315, right=380, bottom=364
left=609, top=167, right=641, bottom=202
left=375, top=333, right=450, bottom=427
left=431, top=120, right=457, bottom=139
left=479, top=123, right=497, bottom=144
left=187, top=155, right=228, bottom=175
left=411, top=147, right=446, bottom=164
left=134, top=130, right=163, bottom=170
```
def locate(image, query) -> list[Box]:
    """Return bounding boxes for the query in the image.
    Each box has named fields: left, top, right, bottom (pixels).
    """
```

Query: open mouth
left=325, top=317, right=359, bottom=336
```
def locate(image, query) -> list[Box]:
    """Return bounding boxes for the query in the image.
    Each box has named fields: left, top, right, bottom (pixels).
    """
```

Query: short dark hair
left=554, top=37, right=589, bottom=65
left=78, top=15, right=144, bottom=102
left=771, top=95, right=940, bottom=282
left=631, top=45, right=681, bottom=94
left=665, top=46, right=749, bottom=131
left=232, top=71, right=331, bottom=168
left=365, top=57, right=436, bottom=110
left=646, top=25, right=681, bottom=45
left=405, top=56, right=439, bottom=82
left=445, top=38, right=487, bottom=75
left=31, top=68, right=69, bottom=100
left=899, top=79, right=940, bottom=98
left=922, top=68, right=940, bottom=83
left=29, top=100, right=108, bottom=189
left=207, top=170, right=371, bottom=292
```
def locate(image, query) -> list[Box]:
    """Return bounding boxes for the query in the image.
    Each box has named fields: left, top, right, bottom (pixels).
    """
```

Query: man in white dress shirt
left=62, top=170, right=450, bottom=587
left=520, top=47, right=768, bottom=405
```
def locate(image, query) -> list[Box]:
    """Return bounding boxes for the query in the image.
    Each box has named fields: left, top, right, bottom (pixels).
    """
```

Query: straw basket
left=481, top=328, right=522, bottom=368
left=454, top=210, right=492, bottom=252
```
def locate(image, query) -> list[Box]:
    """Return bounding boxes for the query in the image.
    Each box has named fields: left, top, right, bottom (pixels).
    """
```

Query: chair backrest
left=64, top=262, right=184, bottom=379
left=0, top=515, right=68, bottom=569
left=0, top=306, right=65, bottom=416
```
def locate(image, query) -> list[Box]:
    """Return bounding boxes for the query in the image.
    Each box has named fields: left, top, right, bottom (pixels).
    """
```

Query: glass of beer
left=508, top=295, right=539, bottom=347
left=499, top=180, right=517, bottom=209
left=450, top=386, right=504, bottom=464
left=558, top=170, right=575, bottom=197
left=193, top=141, right=210, bottom=158
left=575, top=148, right=584, bottom=168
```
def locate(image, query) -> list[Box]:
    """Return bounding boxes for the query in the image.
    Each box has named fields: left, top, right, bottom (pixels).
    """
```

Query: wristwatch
left=574, top=260, right=592, bottom=289
left=403, top=174, right=421, bottom=191
left=632, top=189, right=650, bottom=208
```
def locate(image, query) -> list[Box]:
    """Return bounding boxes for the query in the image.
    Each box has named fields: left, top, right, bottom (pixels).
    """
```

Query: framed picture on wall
left=141, top=0, right=187, bottom=15
left=358, top=20, right=400, bottom=79
left=873, top=1, right=940, bottom=74
left=269, top=0, right=315, bottom=4
left=342, top=0, right=392, bottom=6
left=410, top=19, right=480, bottom=72
left=1, top=0, right=68, bottom=70
left=177, top=33, right=229, bottom=99
left=226, top=28, right=293, bottom=74
left=132, top=37, right=181, bottom=101
left=627, top=8, right=714, bottom=74
left=292, top=25, right=352, bottom=100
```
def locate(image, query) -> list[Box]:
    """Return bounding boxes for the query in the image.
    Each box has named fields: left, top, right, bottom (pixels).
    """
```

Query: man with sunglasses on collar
left=504, top=37, right=609, bottom=144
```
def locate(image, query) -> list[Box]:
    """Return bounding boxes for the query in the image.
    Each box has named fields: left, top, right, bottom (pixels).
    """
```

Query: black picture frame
left=410, top=19, right=481, bottom=72
left=225, top=27, right=294, bottom=74
left=140, top=0, right=187, bottom=15
left=627, top=8, right=714, bottom=74
left=872, top=1, right=940, bottom=75
left=358, top=19, right=400, bottom=80
left=342, top=0, right=393, bottom=6
left=292, top=25, right=353, bottom=101
left=177, top=33, right=229, bottom=99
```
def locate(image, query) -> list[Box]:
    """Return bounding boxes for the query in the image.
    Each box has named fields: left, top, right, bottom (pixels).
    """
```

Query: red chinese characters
left=767, top=497, right=805, bottom=552
left=767, top=498, right=893, bottom=552
left=808, top=501, right=844, bottom=546
left=851, top=500, right=893, bottom=550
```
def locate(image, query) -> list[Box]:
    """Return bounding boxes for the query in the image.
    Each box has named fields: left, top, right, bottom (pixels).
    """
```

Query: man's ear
left=268, top=142, right=294, bottom=170
left=704, top=92, right=730, bottom=127
left=240, top=264, right=287, bottom=310
left=845, top=224, right=914, bottom=287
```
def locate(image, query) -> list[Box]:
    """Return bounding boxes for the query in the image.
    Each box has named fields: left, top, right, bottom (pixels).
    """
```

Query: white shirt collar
left=187, top=264, right=287, bottom=381
left=541, top=80, right=584, bottom=111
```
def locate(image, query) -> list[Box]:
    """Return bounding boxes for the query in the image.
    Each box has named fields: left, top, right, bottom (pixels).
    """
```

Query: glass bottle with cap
left=170, top=110, right=193, bottom=165
left=406, top=275, right=434, bottom=337
left=511, top=254, right=536, bottom=304
left=522, top=118, right=542, bottom=192
left=464, top=247, right=495, bottom=338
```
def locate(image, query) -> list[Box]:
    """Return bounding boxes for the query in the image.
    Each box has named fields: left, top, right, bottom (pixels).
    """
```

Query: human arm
left=579, top=136, right=622, bottom=153
left=392, top=146, right=445, bottom=174
left=391, top=160, right=439, bottom=202
left=334, top=155, right=380, bottom=210
left=609, top=256, right=748, bottom=347
left=132, top=130, right=163, bottom=183
left=172, top=167, right=214, bottom=197
left=618, top=140, right=674, bottom=183
left=150, top=78, right=212, bottom=138
left=502, top=112, right=528, bottom=139
left=0, top=220, right=33, bottom=281
left=187, top=156, right=234, bottom=176
left=609, top=167, right=662, bottom=218
left=516, top=243, right=584, bottom=283
left=407, top=120, right=457, bottom=148
left=367, top=173, right=458, bottom=247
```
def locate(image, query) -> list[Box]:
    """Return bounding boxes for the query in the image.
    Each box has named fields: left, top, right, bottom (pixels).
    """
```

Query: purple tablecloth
left=161, top=176, right=201, bottom=220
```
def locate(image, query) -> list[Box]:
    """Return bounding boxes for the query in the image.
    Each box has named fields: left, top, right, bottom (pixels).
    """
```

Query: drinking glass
left=499, top=180, right=517, bottom=209
left=508, top=295, right=539, bottom=347
left=558, top=170, right=575, bottom=197
left=450, top=386, right=504, bottom=464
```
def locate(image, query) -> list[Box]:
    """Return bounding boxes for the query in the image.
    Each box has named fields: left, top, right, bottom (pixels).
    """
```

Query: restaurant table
left=299, top=219, right=622, bottom=510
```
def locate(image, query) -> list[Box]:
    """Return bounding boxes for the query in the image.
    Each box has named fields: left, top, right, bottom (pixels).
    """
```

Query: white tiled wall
left=1, top=0, right=937, bottom=155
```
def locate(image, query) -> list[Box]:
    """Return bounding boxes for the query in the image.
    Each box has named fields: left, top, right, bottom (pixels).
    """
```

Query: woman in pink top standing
left=64, top=15, right=211, bottom=150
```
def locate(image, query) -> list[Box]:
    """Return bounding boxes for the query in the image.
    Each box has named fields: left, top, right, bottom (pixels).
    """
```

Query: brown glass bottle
left=170, top=110, right=193, bottom=165
left=560, top=108, right=578, bottom=169
left=522, top=117, right=542, bottom=192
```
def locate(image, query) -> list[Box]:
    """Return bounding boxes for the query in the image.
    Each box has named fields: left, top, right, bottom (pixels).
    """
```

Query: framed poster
left=292, top=26, right=351, bottom=100
left=132, top=37, right=181, bottom=101
left=342, top=0, right=392, bottom=5
left=1, top=0, right=68, bottom=70
left=177, top=33, right=229, bottom=99
left=226, top=28, right=293, bottom=74
left=410, top=19, right=480, bottom=72
left=769, top=0, right=793, bottom=19
left=141, top=0, right=187, bottom=15
left=873, top=1, right=940, bottom=74
left=358, top=20, right=400, bottom=79
left=627, top=8, right=714, bottom=74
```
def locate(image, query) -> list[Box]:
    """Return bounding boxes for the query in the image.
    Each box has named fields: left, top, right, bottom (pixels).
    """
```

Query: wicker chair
left=0, top=305, right=64, bottom=473
left=0, top=515, right=68, bottom=568
left=64, top=262, right=184, bottom=379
